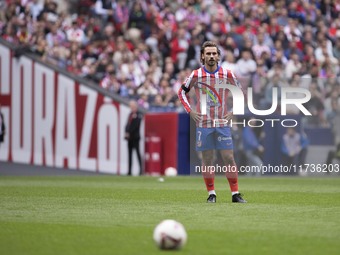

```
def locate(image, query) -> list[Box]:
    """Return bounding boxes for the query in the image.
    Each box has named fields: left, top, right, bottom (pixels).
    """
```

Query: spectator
left=112, top=0, right=129, bottom=33
left=112, top=36, right=133, bottom=66
left=284, top=74, right=310, bottom=115
left=277, top=8, right=289, bottom=27
left=45, top=23, right=66, bottom=47
left=284, top=18, right=302, bottom=43
left=251, top=60, right=268, bottom=106
left=236, top=49, right=257, bottom=89
left=124, top=100, right=143, bottom=176
left=128, top=1, right=148, bottom=36
left=281, top=127, right=308, bottom=172
left=252, top=32, right=271, bottom=61
left=209, top=0, right=228, bottom=23
left=304, top=82, right=326, bottom=126
left=332, top=37, right=340, bottom=59
left=151, top=94, right=166, bottom=108
left=0, top=0, right=338, bottom=129
left=170, top=27, right=189, bottom=71
left=267, top=61, right=286, bottom=80
left=260, top=72, right=285, bottom=110
left=185, top=36, right=202, bottom=70
left=315, top=39, right=337, bottom=64
left=29, top=0, right=44, bottom=21
left=2, top=22, right=18, bottom=43
left=242, top=118, right=264, bottom=176
left=325, top=91, right=340, bottom=144
left=137, top=79, right=157, bottom=97
left=93, top=0, right=113, bottom=26
left=65, top=19, right=86, bottom=44
left=285, top=52, right=302, bottom=80
left=325, top=143, right=340, bottom=167
left=221, top=50, right=238, bottom=74
left=298, top=130, right=310, bottom=167
left=31, top=35, right=47, bottom=59
left=224, top=36, right=239, bottom=58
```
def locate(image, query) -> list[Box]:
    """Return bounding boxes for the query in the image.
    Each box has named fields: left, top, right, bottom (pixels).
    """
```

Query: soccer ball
left=164, top=167, right=177, bottom=177
left=153, top=219, right=187, bottom=250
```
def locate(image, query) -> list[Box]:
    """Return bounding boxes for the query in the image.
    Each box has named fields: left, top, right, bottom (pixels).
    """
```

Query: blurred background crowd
left=0, top=0, right=339, bottom=129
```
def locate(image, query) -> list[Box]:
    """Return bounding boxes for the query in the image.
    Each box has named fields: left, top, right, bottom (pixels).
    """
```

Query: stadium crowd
left=0, top=0, right=339, bottom=129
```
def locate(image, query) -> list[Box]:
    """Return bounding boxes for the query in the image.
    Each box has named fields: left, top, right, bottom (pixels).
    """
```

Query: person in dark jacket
left=0, top=104, right=5, bottom=145
left=125, top=100, right=142, bottom=175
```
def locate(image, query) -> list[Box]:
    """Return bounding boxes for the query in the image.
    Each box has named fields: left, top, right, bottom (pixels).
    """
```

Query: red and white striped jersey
left=178, top=65, right=243, bottom=128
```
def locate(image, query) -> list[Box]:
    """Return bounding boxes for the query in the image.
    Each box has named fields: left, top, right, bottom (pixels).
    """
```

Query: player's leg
left=215, top=127, right=238, bottom=193
left=202, top=150, right=216, bottom=202
left=196, top=127, right=216, bottom=202
left=219, top=150, right=238, bottom=192
left=216, top=127, right=247, bottom=203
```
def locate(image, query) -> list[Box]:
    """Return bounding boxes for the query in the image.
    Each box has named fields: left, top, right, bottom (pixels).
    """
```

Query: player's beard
left=207, top=58, right=216, bottom=67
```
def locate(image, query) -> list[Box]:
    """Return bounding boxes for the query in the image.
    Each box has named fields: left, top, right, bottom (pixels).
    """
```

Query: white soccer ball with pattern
left=164, top=167, right=177, bottom=177
left=153, top=219, right=187, bottom=250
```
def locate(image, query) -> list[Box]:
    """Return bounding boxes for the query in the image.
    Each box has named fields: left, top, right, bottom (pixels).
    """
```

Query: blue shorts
left=196, top=127, right=233, bottom=151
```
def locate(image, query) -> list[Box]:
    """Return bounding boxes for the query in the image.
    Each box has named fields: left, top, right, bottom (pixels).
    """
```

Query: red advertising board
left=0, top=44, right=143, bottom=175
left=144, top=113, right=178, bottom=175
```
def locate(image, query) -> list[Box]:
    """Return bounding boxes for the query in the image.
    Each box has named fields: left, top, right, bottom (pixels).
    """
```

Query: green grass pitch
left=0, top=175, right=339, bottom=255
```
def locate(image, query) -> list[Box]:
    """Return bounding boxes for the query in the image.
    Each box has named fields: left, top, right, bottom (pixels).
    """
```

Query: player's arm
left=178, top=72, right=202, bottom=123
left=177, top=71, right=195, bottom=114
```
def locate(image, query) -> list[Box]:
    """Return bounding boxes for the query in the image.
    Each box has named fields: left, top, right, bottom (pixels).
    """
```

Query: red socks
left=202, top=168, right=215, bottom=192
left=202, top=167, right=239, bottom=193
left=226, top=166, right=239, bottom=193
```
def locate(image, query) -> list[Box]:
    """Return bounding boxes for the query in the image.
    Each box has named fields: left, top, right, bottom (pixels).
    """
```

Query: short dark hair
left=200, top=41, right=221, bottom=64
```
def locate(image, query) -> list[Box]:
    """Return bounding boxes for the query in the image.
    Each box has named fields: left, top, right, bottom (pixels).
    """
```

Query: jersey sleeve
left=177, top=71, right=196, bottom=113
